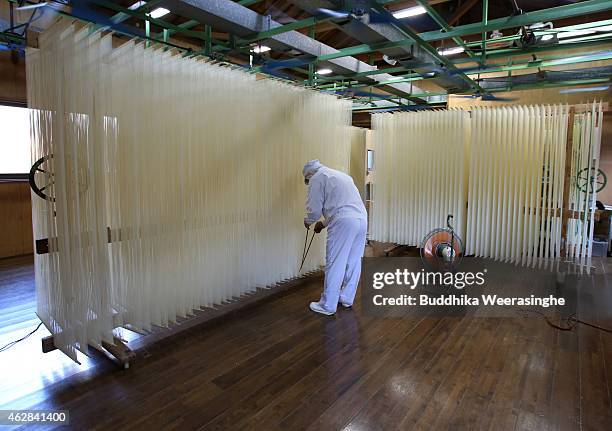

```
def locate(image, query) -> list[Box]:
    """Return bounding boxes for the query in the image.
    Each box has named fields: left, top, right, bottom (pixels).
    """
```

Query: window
left=0, top=105, right=30, bottom=174
left=367, top=149, right=374, bottom=171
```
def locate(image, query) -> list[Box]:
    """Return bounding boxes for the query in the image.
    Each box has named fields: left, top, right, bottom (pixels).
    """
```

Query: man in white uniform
left=302, top=160, right=368, bottom=316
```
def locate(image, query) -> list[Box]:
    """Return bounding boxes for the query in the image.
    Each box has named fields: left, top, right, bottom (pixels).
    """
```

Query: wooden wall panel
left=597, top=113, right=612, bottom=204
left=0, top=51, right=26, bottom=105
left=349, top=126, right=367, bottom=200
left=0, top=182, right=33, bottom=258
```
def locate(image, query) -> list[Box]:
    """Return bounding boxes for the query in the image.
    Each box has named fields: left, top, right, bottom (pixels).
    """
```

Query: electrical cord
left=516, top=308, right=612, bottom=333
left=0, top=321, right=43, bottom=353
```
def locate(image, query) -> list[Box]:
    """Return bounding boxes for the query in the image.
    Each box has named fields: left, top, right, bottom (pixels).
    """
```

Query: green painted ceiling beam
left=349, top=76, right=612, bottom=109
left=419, top=0, right=612, bottom=42
left=320, top=75, right=429, bottom=93
left=155, top=19, right=199, bottom=38
left=313, top=0, right=612, bottom=65
left=487, top=77, right=612, bottom=93
left=341, top=74, right=612, bottom=106
left=319, top=38, right=413, bottom=61
left=162, top=3, right=612, bottom=50
left=37, top=5, right=224, bottom=56
left=371, top=4, right=483, bottom=92
left=90, top=0, right=231, bottom=49
left=485, top=18, right=612, bottom=45
left=481, top=0, right=488, bottom=64
left=351, top=76, right=612, bottom=107
left=238, top=0, right=264, bottom=6
left=458, top=34, right=612, bottom=62
left=239, top=16, right=334, bottom=45
left=465, top=50, right=612, bottom=75
left=156, top=4, right=330, bottom=43
left=317, top=31, right=612, bottom=74
left=317, top=48, right=612, bottom=91
left=313, top=35, right=612, bottom=86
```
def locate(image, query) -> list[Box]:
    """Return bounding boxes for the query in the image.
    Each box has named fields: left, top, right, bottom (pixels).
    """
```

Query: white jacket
left=304, top=166, right=367, bottom=227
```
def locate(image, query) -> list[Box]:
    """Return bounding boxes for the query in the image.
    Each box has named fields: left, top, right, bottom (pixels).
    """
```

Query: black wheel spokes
left=576, top=167, right=607, bottom=195
left=39, top=180, right=55, bottom=192
left=29, top=155, right=55, bottom=202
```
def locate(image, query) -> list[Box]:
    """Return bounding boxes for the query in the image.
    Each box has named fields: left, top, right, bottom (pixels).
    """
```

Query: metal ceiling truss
left=314, top=35, right=612, bottom=83
left=6, top=0, right=612, bottom=108
left=156, top=0, right=431, bottom=102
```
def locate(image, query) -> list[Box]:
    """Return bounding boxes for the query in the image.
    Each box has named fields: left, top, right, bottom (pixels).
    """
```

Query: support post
left=204, top=25, right=212, bottom=56
left=308, top=25, right=315, bottom=86
left=481, top=0, right=488, bottom=66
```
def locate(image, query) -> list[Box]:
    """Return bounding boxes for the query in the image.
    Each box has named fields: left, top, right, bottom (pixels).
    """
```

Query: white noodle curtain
left=370, top=110, right=470, bottom=246
left=370, top=103, right=602, bottom=268
left=466, top=105, right=568, bottom=266
left=27, top=20, right=351, bottom=361
left=566, top=103, right=604, bottom=267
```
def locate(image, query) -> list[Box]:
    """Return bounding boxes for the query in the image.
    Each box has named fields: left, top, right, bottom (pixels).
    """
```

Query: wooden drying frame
left=377, top=102, right=608, bottom=257
left=34, top=103, right=609, bottom=365
left=40, top=270, right=323, bottom=368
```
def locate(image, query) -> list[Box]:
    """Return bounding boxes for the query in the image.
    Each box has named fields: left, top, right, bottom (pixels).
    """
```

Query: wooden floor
left=0, top=256, right=611, bottom=430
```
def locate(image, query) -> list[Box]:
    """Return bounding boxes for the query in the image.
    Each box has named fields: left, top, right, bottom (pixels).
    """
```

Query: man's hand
left=304, top=220, right=311, bottom=230
left=314, top=221, right=325, bottom=233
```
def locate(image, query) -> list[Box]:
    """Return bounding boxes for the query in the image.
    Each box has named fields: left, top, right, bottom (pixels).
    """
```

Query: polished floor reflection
left=0, top=255, right=611, bottom=430
left=0, top=256, right=102, bottom=410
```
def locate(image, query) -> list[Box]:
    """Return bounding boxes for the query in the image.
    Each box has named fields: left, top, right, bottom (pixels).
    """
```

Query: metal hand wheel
left=576, top=167, right=606, bottom=194
left=29, top=155, right=55, bottom=202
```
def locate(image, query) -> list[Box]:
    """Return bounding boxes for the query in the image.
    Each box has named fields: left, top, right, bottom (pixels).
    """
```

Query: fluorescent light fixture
left=557, top=29, right=596, bottom=39
left=317, top=68, right=333, bottom=75
left=438, top=46, right=465, bottom=56
left=149, top=7, right=170, bottom=19
left=540, top=34, right=555, bottom=41
left=251, top=45, right=271, bottom=54
left=392, top=6, right=426, bottom=19
left=128, top=1, right=146, bottom=10
left=559, top=85, right=609, bottom=94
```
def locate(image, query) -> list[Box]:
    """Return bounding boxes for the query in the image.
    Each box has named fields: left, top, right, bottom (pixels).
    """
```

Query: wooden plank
left=100, top=337, right=136, bottom=368
left=35, top=227, right=113, bottom=255
left=0, top=182, right=33, bottom=258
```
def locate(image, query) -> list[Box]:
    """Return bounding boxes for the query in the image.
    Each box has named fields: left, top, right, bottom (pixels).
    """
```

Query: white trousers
left=318, top=217, right=367, bottom=312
